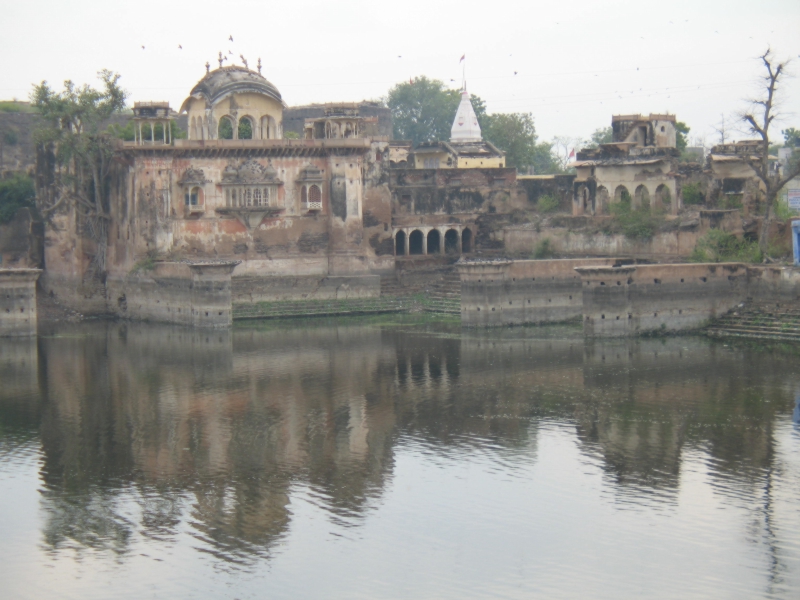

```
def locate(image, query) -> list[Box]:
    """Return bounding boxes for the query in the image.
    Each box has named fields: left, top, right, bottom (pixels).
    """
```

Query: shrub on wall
left=0, top=173, right=35, bottom=224
left=690, top=229, right=762, bottom=263
left=607, top=198, right=664, bottom=240
left=537, top=194, right=559, bottom=213
left=682, top=182, right=705, bottom=205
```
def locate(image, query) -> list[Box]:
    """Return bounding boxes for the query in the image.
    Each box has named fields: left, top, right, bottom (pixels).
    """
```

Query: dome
left=180, top=66, right=283, bottom=113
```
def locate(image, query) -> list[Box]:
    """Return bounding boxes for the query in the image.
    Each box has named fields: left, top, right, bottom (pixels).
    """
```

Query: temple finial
left=257, top=57, right=262, bottom=74
left=218, top=51, right=223, bottom=68
left=205, top=61, right=210, bottom=74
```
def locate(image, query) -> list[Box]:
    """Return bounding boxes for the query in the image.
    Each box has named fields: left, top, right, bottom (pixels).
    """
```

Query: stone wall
left=231, top=274, right=380, bottom=303
left=458, top=258, right=626, bottom=327
left=575, top=263, right=749, bottom=336
left=0, top=269, right=41, bottom=336
left=107, top=261, right=237, bottom=327
left=504, top=210, right=742, bottom=259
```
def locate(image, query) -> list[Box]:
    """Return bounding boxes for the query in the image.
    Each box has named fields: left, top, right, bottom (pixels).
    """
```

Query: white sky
left=2, top=0, right=799, bottom=145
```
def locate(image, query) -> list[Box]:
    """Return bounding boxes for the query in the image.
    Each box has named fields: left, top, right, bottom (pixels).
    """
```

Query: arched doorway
left=615, top=185, right=631, bottom=204
left=395, top=231, right=406, bottom=256
left=427, top=229, right=441, bottom=254
left=462, top=228, right=473, bottom=253
left=218, top=116, right=234, bottom=140
left=635, top=185, right=651, bottom=209
left=655, top=184, right=671, bottom=210
left=409, top=230, right=424, bottom=255
left=444, top=229, right=460, bottom=254
left=596, top=186, right=610, bottom=214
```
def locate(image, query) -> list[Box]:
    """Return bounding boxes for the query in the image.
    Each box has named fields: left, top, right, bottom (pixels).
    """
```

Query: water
left=1, top=316, right=799, bottom=599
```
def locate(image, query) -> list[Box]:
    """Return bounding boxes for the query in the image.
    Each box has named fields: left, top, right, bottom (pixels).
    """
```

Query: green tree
left=385, top=76, right=463, bottom=145
left=584, top=126, right=613, bottom=148
left=109, top=119, right=185, bottom=142
left=675, top=121, right=690, bottom=151
left=31, top=69, right=128, bottom=275
left=482, top=112, right=553, bottom=173
left=782, top=127, right=800, bottom=147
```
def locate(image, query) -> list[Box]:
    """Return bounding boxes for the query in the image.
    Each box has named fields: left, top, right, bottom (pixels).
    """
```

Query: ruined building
left=572, top=114, right=680, bottom=215
left=390, top=85, right=518, bottom=257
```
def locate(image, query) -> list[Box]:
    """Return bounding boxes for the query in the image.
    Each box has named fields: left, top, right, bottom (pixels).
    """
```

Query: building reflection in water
left=0, top=319, right=796, bottom=567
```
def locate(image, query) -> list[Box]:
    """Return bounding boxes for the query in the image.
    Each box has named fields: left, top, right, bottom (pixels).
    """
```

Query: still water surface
left=1, top=317, right=799, bottom=599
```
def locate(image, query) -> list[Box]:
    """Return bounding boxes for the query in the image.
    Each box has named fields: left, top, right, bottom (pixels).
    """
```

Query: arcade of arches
left=394, top=226, right=473, bottom=256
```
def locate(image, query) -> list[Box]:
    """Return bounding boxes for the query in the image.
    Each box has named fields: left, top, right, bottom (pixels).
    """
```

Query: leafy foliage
left=109, top=119, right=185, bottom=142
left=385, top=76, right=559, bottom=173
left=607, top=196, right=664, bottom=240
left=690, top=229, right=762, bottom=263
left=681, top=182, right=705, bottom=205
left=385, top=77, right=464, bottom=145
left=584, top=127, right=613, bottom=148
left=533, top=238, right=556, bottom=259
left=0, top=173, right=35, bottom=224
left=782, top=127, right=800, bottom=147
left=675, top=121, right=690, bottom=152
left=31, top=69, right=128, bottom=276
left=536, top=194, right=560, bottom=213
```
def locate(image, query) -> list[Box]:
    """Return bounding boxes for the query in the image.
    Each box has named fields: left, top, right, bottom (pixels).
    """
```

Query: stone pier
left=575, top=263, right=748, bottom=337
left=0, top=269, right=42, bottom=337
left=107, top=261, right=239, bottom=328
left=458, top=258, right=627, bottom=327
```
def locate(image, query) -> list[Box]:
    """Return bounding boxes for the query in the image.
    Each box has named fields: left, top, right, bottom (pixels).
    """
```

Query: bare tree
left=551, top=136, right=584, bottom=172
left=740, top=49, right=800, bottom=256
left=712, top=113, right=730, bottom=144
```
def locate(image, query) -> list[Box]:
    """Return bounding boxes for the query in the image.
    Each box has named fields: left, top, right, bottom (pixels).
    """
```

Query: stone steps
left=706, top=300, right=800, bottom=342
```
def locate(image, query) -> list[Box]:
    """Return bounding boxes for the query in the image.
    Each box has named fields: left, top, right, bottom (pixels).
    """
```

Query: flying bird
left=228, top=50, right=233, bottom=55
left=398, top=55, right=402, bottom=58
left=141, top=45, right=145, bottom=50
left=178, top=44, right=183, bottom=49
left=514, top=71, right=518, bottom=75
left=229, top=35, right=234, bottom=42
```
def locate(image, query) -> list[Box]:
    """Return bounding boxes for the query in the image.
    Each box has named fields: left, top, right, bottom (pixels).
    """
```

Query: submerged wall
left=458, top=258, right=626, bottom=327
left=0, top=269, right=41, bottom=336
left=231, top=274, right=380, bottom=303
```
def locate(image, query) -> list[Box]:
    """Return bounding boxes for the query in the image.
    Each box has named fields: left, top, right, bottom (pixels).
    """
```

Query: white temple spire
left=450, top=83, right=482, bottom=143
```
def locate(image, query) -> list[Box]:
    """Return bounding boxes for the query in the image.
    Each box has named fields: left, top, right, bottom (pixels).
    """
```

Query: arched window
left=238, top=116, right=253, bottom=140
left=596, top=186, right=610, bottom=214
left=184, top=186, right=203, bottom=206
left=309, top=185, right=321, bottom=203
left=218, top=116, right=234, bottom=140
left=615, top=185, right=631, bottom=204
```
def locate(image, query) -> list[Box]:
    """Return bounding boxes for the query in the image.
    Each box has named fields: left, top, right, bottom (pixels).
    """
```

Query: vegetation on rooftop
left=0, top=173, right=36, bottom=224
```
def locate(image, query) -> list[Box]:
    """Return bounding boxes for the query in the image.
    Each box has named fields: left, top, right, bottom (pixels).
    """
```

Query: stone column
left=0, top=269, right=42, bottom=337
left=404, top=230, right=409, bottom=256
left=439, top=228, right=445, bottom=254
left=422, top=230, right=428, bottom=255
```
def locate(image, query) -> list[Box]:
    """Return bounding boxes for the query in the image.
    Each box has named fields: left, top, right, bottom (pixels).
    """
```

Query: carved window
left=184, top=187, right=202, bottom=206
left=253, top=188, right=262, bottom=207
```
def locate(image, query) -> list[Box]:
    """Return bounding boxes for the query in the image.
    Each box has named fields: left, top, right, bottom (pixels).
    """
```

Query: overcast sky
left=3, top=0, right=799, bottom=146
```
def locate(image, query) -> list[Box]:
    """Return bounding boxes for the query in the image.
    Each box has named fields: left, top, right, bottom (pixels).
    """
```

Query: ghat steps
left=707, top=300, right=800, bottom=342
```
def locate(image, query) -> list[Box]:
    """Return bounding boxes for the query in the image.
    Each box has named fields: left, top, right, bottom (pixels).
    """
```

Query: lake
left=1, top=316, right=799, bottom=599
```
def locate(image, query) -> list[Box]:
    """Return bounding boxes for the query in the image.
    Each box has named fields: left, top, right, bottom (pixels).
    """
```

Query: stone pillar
left=792, top=219, right=800, bottom=267
left=422, top=230, right=428, bottom=255
left=439, top=228, right=445, bottom=255
left=404, top=229, right=409, bottom=256
left=0, top=269, right=42, bottom=337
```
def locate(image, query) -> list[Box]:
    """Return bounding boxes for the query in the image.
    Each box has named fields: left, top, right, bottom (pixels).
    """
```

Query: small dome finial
left=218, top=51, right=223, bottom=69
left=205, top=61, right=210, bottom=74
left=257, top=57, right=262, bottom=74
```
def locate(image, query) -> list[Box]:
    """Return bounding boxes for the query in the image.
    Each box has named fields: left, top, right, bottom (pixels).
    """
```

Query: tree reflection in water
left=0, top=318, right=798, bottom=595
